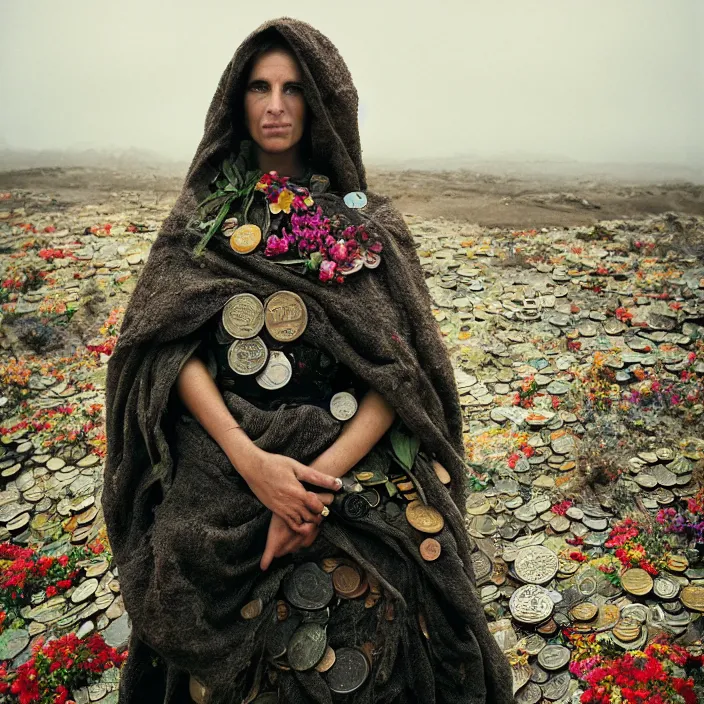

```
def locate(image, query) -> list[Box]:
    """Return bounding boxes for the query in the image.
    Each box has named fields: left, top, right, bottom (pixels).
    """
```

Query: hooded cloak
left=101, top=16, right=514, bottom=704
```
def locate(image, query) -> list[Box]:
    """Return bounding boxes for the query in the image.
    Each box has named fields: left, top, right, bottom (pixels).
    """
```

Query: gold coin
left=593, top=604, right=620, bottom=631
left=355, top=471, right=374, bottom=482
left=621, top=568, right=653, bottom=596
left=666, top=554, right=689, bottom=573
left=315, top=646, right=336, bottom=673
left=404, top=492, right=419, bottom=501
left=536, top=618, right=558, bottom=636
left=432, top=459, right=451, bottom=485
left=613, top=617, right=641, bottom=642
left=396, top=481, right=414, bottom=492
left=321, top=558, right=340, bottom=573
left=345, top=575, right=369, bottom=600
left=570, top=602, right=598, bottom=622
left=681, top=585, right=704, bottom=612
left=406, top=501, right=445, bottom=534
left=229, top=223, right=261, bottom=254
left=264, top=290, right=308, bottom=342
left=240, top=598, right=263, bottom=620
left=419, top=537, right=442, bottom=561
left=333, top=565, right=362, bottom=597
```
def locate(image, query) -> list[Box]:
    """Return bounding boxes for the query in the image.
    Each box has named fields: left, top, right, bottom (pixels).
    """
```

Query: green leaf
left=390, top=426, right=421, bottom=470
left=222, top=158, right=242, bottom=189
left=193, top=196, right=235, bottom=257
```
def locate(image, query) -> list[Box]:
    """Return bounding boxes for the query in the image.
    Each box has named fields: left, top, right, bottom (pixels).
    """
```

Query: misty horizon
left=1, top=0, right=702, bottom=179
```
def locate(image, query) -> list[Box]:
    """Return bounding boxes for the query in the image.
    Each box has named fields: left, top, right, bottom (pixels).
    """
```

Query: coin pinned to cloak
left=264, top=290, right=308, bottom=342
left=227, top=337, right=268, bottom=375
left=283, top=562, right=334, bottom=611
left=332, top=564, right=362, bottom=598
left=325, top=647, right=370, bottom=694
left=405, top=500, right=445, bottom=534
left=221, top=292, right=265, bottom=339
left=230, top=223, right=262, bottom=254
left=287, top=622, right=328, bottom=671
left=330, top=391, right=358, bottom=420
left=419, top=537, right=442, bottom=561
left=255, top=350, right=292, bottom=390
left=343, top=191, right=367, bottom=209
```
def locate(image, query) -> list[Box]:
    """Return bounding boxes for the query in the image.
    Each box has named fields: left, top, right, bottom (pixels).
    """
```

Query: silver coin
left=514, top=546, right=559, bottom=585
left=537, top=644, right=570, bottom=671
left=283, top=562, right=334, bottom=611
left=221, top=293, right=264, bottom=339
left=516, top=682, right=542, bottom=704
left=509, top=584, right=554, bottom=625
left=330, top=391, right=358, bottom=421
left=541, top=671, right=571, bottom=701
left=287, top=622, right=328, bottom=671
left=653, top=575, right=680, bottom=600
left=227, top=337, right=268, bottom=375
left=255, top=350, right=292, bottom=389
left=325, top=647, right=369, bottom=694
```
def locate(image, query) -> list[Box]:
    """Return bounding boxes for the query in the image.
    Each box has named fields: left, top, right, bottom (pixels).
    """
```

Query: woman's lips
left=263, top=124, right=290, bottom=132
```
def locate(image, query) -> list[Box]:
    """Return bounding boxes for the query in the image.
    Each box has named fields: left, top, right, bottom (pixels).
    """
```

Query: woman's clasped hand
left=233, top=446, right=341, bottom=570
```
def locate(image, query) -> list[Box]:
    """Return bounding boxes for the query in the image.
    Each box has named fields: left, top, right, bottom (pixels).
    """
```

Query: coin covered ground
left=1, top=168, right=704, bottom=703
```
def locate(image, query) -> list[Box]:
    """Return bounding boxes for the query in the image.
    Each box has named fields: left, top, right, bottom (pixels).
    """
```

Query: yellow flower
left=304, top=195, right=314, bottom=207
left=269, top=188, right=294, bottom=214
left=255, top=180, right=268, bottom=192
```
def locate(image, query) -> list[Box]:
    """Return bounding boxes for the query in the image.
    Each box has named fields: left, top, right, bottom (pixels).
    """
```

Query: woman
left=102, top=17, right=515, bottom=704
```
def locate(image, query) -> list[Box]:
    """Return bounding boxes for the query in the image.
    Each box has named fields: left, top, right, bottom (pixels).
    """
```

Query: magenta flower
left=319, top=260, right=337, bottom=282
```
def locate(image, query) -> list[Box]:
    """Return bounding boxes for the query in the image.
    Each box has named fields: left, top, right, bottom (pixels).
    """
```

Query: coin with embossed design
left=406, top=500, right=445, bottom=534
left=227, top=336, right=268, bottom=375
left=514, top=546, right=559, bottom=585
left=509, top=584, right=554, bottom=625
left=221, top=292, right=264, bottom=338
left=264, top=290, right=308, bottom=342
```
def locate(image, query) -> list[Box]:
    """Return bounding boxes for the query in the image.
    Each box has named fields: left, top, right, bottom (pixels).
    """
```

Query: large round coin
left=621, top=568, right=653, bottom=596
left=282, top=562, right=334, bottom=611
left=221, top=293, right=264, bottom=339
left=255, top=350, right=292, bottom=390
left=514, top=546, right=559, bottom=585
left=537, top=644, right=570, bottom=671
left=541, top=672, right=570, bottom=701
left=681, top=585, right=704, bottom=612
left=509, top=584, right=554, bottom=625
left=325, top=647, right=369, bottom=694
left=516, top=681, right=542, bottom=704
left=230, top=223, right=261, bottom=254
left=405, top=500, right=445, bottom=534
left=264, top=290, right=308, bottom=342
left=330, top=391, right=358, bottom=421
left=287, top=622, right=328, bottom=671
left=227, top=337, right=268, bottom=375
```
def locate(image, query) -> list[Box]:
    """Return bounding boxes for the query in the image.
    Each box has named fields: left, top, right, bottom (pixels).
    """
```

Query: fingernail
left=335, top=478, right=342, bottom=488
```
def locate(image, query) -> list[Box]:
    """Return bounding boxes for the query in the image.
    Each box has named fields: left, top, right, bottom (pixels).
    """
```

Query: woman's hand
left=237, top=446, right=341, bottom=534
left=260, top=512, right=324, bottom=571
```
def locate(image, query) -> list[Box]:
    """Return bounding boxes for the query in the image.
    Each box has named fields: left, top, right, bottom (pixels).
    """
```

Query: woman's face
left=244, top=49, right=306, bottom=155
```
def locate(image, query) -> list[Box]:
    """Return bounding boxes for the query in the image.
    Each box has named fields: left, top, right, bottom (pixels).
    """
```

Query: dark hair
left=233, top=30, right=313, bottom=162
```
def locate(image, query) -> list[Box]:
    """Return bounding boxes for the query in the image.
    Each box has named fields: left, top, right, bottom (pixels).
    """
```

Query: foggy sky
left=1, top=0, right=702, bottom=173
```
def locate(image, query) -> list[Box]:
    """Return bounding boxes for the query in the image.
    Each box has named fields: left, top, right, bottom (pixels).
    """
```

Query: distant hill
left=0, top=147, right=188, bottom=175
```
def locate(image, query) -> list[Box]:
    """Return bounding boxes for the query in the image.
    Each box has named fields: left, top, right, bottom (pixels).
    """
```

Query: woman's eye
left=285, top=85, right=303, bottom=95
left=249, top=82, right=268, bottom=93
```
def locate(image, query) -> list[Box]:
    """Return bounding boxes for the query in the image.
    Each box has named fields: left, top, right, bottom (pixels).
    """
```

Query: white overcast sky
left=1, top=0, right=702, bottom=170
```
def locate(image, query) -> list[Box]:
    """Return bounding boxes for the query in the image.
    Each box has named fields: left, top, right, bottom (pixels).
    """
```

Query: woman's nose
left=267, top=88, right=285, bottom=115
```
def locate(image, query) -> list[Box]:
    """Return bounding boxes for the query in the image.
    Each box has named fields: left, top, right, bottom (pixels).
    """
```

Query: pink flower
left=264, top=235, right=289, bottom=257
left=319, top=260, right=337, bottom=282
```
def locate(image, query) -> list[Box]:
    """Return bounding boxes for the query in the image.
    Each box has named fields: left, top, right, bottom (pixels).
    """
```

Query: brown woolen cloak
left=101, top=16, right=514, bottom=704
